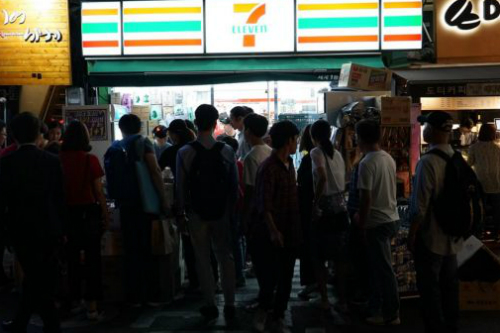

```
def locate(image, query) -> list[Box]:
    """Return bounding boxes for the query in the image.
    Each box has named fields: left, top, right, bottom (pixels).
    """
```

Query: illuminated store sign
left=0, top=0, right=71, bottom=85
left=444, top=0, right=500, bottom=31
left=82, top=0, right=423, bottom=56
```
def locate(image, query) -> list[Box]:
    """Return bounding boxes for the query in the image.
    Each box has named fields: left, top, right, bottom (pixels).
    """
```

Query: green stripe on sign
left=82, top=23, right=119, bottom=34
left=384, top=16, right=421, bottom=27
left=298, top=17, right=378, bottom=29
left=123, top=21, right=202, bottom=33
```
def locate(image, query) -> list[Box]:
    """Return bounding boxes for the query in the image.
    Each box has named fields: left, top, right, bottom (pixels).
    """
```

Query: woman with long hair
left=297, top=125, right=317, bottom=299
left=310, top=119, right=349, bottom=313
left=60, top=120, right=109, bottom=320
left=469, top=124, right=500, bottom=237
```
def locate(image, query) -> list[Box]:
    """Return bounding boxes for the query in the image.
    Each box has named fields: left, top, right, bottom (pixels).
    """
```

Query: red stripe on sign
left=384, top=34, right=421, bottom=41
left=83, top=40, right=119, bottom=48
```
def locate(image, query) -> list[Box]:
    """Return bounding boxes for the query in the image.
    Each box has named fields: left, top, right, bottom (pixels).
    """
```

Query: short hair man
left=0, top=112, right=65, bottom=333
left=355, top=119, right=400, bottom=326
left=408, top=111, right=462, bottom=333
left=230, top=106, right=254, bottom=159
left=252, top=120, right=301, bottom=333
left=176, top=104, right=239, bottom=321
left=106, top=114, right=169, bottom=305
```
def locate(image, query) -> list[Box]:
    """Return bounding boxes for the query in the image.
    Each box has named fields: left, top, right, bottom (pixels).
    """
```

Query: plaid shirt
left=255, top=152, right=302, bottom=247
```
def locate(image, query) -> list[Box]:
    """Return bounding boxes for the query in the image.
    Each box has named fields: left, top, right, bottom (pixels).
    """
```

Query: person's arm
left=356, top=162, right=373, bottom=230
left=227, top=149, right=239, bottom=210
left=145, top=152, right=169, bottom=215
left=53, top=160, right=67, bottom=242
left=93, top=178, right=110, bottom=230
left=242, top=157, right=258, bottom=233
left=264, top=211, right=284, bottom=248
left=311, top=150, right=327, bottom=218
left=259, top=167, right=283, bottom=247
left=407, top=159, right=435, bottom=253
left=468, top=146, right=476, bottom=166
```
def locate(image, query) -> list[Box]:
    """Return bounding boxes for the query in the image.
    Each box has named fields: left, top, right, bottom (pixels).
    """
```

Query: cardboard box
left=338, top=63, right=392, bottom=91
left=132, top=105, right=151, bottom=121
left=378, top=96, right=411, bottom=125
left=460, top=281, right=500, bottom=310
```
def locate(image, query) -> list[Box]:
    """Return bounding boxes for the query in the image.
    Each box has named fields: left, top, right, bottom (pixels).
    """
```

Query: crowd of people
left=0, top=107, right=499, bottom=333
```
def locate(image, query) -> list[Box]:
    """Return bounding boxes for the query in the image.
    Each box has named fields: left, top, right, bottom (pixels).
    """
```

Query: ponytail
left=311, top=119, right=334, bottom=159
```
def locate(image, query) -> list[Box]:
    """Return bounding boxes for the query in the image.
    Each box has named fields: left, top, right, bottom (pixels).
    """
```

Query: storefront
left=79, top=0, right=423, bottom=130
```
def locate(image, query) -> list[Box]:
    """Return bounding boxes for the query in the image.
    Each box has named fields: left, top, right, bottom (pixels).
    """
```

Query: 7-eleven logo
left=233, top=3, right=267, bottom=47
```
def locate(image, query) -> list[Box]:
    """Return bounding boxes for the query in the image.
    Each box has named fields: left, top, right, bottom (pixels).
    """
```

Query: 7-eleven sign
left=233, top=3, right=266, bottom=47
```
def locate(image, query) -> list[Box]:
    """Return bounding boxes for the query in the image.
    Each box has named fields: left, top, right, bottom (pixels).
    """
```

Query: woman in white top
left=468, top=124, right=500, bottom=238
left=310, top=120, right=349, bottom=313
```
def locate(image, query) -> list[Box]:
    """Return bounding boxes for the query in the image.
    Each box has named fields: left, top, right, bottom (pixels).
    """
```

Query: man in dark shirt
left=0, top=112, right=65, bottom=333
left=251, top=120, right=301, bottom=333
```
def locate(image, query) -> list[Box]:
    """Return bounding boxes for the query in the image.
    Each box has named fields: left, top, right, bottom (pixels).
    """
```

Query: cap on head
left=166, top=119, right=188, bottom=134
left=417, top=111, right=453, bottom=133
left=152, top=125, right=168, bottom=138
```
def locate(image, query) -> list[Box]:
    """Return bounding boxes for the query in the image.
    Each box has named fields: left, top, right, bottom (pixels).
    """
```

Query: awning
left=396, top=65, right=500, bottom=84
left=87, top=56, right=385, bottom=86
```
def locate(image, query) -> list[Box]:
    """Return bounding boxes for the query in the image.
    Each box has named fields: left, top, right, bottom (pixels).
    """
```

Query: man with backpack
left=176, top=104, right=238, bottom=321
left=408, top=111, right=481, bottom=333
left=104, top=114, right=168, bottom=306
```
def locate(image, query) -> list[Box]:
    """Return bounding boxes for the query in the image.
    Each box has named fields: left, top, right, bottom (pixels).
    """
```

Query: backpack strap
left=190, top=140, right=225, bottom=153
left=426, top=149, right=453, bottom=163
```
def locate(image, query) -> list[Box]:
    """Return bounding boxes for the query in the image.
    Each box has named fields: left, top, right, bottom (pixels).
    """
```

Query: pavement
left=0, top=263, right=499, bottom=333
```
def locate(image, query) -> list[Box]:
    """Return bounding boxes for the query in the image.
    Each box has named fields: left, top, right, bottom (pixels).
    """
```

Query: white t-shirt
left=243, top=144, right=272, bottom=186
left=310, top=148, right=345, bottom=195
left=357, top=150, right=399, bottom=228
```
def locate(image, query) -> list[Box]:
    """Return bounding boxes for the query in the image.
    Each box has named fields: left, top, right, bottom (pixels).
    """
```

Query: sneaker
left=298, top=284, right=317, bottom=299
left=366, top=315, right=401, bottom=326
left=200, top=305, right=219, bottom=321
left=224, top=305, right=236, bottom=321
left=271, top=318, right=291, bottom=333
left=253, top=308, right=268, bottom=333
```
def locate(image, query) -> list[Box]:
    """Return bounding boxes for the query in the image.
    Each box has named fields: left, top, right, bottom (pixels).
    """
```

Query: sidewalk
left=0, top=264, right=499, bottom=333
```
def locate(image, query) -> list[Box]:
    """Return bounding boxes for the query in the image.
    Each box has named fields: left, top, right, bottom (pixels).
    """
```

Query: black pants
left=13, top=244, right=61, bottom=333
left=120, top=205, right=153, bottom=303
left=67, top=205, right=103, bottom=302
left=299, top=211, right=315, bottom=286
left=414, top=237, right=459, bottom=333
left=250, top=236, right=297, bottom=319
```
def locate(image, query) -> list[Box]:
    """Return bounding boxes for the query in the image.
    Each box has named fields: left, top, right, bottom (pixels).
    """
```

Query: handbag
left=134, top=137, right=161, bottom=216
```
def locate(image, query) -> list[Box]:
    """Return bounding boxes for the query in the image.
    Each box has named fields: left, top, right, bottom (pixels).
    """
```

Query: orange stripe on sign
left=384, top=2, right=422, bottom=9
left=82, top=9, right=119, bottom=16
left=124, top=39, right=202, bottom=47
left=299, top=35, right=378, bottom=43
left=384, top=34, right=421, bottom=41
left=247, top=4, right=266, bottom=24
left=243, top=35, right=256, bottom=47
left=82, top=40, right=119, bottom=48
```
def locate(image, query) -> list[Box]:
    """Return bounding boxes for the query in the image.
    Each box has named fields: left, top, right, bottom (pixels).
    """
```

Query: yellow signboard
left=0, top=0, right=72, bottom=85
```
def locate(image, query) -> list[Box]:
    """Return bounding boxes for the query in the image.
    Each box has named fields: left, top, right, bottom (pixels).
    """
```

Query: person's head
left=478, top=124, right=497, bottom=142
left=10, top=112, right=41, bottom=145
left=47, top=120, right=63, bottom=142
left=119, top=114, right=142, bottom=137
left=355, top=119, right=381, bottom=152
left=417, top=111, right=453, bottom=145
left=244, top=113, right=269, bottom=144
left=218, top=135, right=239, bottom=153
left=152, top=125, right=168, bottom=143
left=299, top=124, right=314, bottom=154
left=0, top=120, right=6, bottom=147
left=194, top=104, right=219, bottom=133
left=460, top=118, right=474, bottom=133
left=61, top=120, right=91, bottom=152
left=184, top=119, right=197, bottom=135
left=269, top=120, right=299, bottom=155
left=311, top=120, right=334, bottom=158
left=167, top=119, right=192, bottom=145
left=230, top=106, right=254, bottom=131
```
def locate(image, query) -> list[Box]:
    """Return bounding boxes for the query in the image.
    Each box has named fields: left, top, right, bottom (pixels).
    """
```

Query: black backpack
left=188, top=141, right=230, bottom=221
left=427, top=149, right=483, bottom=238
left=104, top=138, right=141, bottom=205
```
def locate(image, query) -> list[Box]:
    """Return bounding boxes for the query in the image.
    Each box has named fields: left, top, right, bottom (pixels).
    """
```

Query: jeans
left=187, top=212, right=235, bottom=307
left=182, top=234, right=219, bottom=289
left=414, top=236, right=459, bottom=333
left=250, top=234, right=297, bottom=319
left=365, top=221, right=400, bottom=320
left=120, top=205, right=153, bottom=304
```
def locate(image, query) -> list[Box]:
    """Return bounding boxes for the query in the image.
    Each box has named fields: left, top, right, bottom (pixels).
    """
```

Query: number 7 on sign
left=233, top=3, right=266, bottom=47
